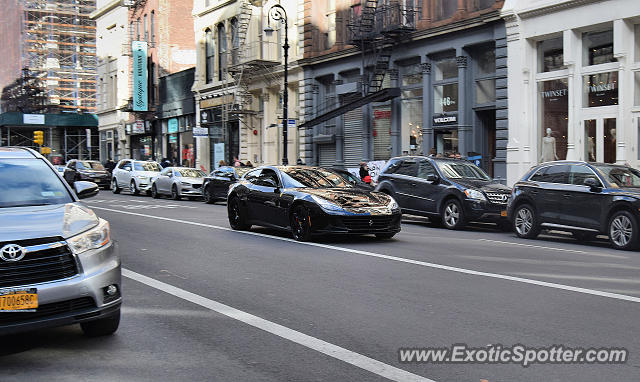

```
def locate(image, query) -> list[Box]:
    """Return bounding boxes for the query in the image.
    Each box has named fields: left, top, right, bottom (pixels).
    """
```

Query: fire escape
left=299, top=0, right=418, bottom=129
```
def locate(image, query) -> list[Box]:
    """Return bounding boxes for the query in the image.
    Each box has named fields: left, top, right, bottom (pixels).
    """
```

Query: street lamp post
left=265, top=4, right=289, bottom=165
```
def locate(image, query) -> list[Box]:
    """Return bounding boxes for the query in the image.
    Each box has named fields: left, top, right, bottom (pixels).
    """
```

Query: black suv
left=508, top=161, right=640, bottom=250
left=375, top=156, right=511, bottom=229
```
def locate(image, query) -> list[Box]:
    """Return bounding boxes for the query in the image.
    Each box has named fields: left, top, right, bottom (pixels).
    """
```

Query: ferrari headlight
left=387, top=197, right=400, bottom=212
left=67, top=219, right=111, bottom=254
left=464, top=188, right=486, bottom=201
left=310, top=195, right=344, bottom=212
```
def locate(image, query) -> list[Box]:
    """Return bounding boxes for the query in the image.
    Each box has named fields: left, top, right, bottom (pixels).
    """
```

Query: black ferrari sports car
left=227, top=166, right=402, bottom=241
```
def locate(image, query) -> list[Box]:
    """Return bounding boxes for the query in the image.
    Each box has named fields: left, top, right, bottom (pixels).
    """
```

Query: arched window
left=230, top=18, right=239, bottom=65
left=150, top=11, right=155, bottom=44
left=205, top=28, right=214, bottom=83
left=217, top=23, right=227, bottom=81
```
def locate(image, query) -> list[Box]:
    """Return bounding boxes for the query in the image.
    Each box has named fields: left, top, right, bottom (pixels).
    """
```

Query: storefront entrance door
left=583, top=115, right=617, bottom=163
left=435, top=129, right=459, bottom=155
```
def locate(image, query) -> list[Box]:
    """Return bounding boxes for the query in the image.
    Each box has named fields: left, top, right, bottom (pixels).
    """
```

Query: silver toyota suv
left=0, top=148, right=121, bottom=337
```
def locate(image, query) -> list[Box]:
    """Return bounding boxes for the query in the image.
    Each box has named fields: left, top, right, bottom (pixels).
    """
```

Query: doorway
left=583, top=115, right=616, bottom=163
left=435, top=129, right=458, bottom=155
left=477, top=109, right=496, bottom=177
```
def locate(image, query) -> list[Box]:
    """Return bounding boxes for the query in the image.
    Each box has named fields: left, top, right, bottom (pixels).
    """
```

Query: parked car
left=111, top=159, right=161, bottom=195
left=151, top=167, right=206, bottom=200
left=202, top=166, right=252, bottom=204
left=375, top=156, right=512, bottom=229
left=508, top=160, right=640, bottom=250
left=227, top=166, right=401, bottom=241
left=329, top=167, right=374, bottom=191
left=63, top=160, right=111, bottom=189
left=0, top=147, right=121, bottom=336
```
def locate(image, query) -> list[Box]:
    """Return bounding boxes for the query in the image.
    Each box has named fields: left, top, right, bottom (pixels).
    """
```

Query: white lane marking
left=92, top=206, right=640, bottom=304
left=477, top=238, right=627, bottom=259
left=123, top=268, right=433, bottom=382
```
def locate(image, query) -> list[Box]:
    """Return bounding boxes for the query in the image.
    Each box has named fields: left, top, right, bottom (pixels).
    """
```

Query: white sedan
left=151, top=167, right=206, bottom=200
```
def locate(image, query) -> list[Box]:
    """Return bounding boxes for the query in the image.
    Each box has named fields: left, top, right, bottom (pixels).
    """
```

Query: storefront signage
left=132, top=120, right=145, bottom=134
left=168, top=118, right=178, bottom=134
left=199, top=95, right=233, bottom=109
left=23, top=114, right=45, bottom=125
left=433, top=115, right=457, bottom=126
left=540, top=88, right=568, bottom=101
left=192, top=126, right=209, bottom=137
left=213, top=143, right=225, bottom=168
left=132, top=41, right=148, bottom=111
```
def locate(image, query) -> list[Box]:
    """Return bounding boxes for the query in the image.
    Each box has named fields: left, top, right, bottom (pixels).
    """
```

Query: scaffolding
left=22, top=0, right=97, bottom=113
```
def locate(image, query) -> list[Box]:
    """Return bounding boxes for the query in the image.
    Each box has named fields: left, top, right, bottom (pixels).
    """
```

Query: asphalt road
left=2, top=190, right=639, bottom=382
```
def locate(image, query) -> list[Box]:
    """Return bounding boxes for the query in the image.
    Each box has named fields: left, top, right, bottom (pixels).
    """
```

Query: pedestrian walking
left=359, top=162, right=369, bottom=181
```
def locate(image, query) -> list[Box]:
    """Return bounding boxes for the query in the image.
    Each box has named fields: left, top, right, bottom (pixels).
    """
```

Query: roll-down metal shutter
left=343, top=107, right=364, bottom=167
left=317, top=144, right=336, bottom=167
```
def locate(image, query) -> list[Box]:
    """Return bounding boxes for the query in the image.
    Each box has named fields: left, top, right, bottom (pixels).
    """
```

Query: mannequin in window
left=587, top=136, right=596, bottom=162
left=540, top=128, right=558, bottom=162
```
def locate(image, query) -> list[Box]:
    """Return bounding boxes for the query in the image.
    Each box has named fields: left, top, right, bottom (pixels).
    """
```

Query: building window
left=468, top=0, right=495, bottom=12
left=538, top=79, right=569, bottom=161
left=143, top=14, right=148, bottom=42
left=433, top=58, right=458, bottom=114
left=205, top=28, right=214, bottom=83
left=434, top=58, right=457, bottom=80
left=635, top=71, right=640, bottom=106
left=582, top=71, right=618, bottom=107
left=400, top=64, right=423, bottom=155
left=230, top=18, right=239, bottom=65
left=217, top=23, right=227, bottom=81
left=538, top=37, right=563, bottom=72
left=435, top=0, right=457, bottom=20
left=136, top=18, right=140, bottom=40
left=583, top=29, right=615, bottom=66
left=150, top=11, right=155, bottom=44
left=475, top=48, right=496, bottom=104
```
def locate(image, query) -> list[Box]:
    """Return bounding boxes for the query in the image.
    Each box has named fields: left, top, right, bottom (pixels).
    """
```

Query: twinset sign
left=433, top=115, right=457, bottom=126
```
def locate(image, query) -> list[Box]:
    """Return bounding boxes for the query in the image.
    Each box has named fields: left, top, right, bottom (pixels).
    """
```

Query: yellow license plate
left=0, top=289, right=38, bottom=311
left=500, top=210, right=508, bottom=217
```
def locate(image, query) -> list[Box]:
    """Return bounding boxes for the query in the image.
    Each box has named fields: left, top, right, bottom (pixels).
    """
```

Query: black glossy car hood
left=453, top=179, right=511, bottom=193
left=302, top=188, right=390, bottom=207
left=0, top=203, right=99, bottom=242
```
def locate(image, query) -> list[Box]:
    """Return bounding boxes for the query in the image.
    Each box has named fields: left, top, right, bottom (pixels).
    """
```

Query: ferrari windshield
left=435, top=160, right=491, bottom=181
left=281, top=168, right=353, bottom=188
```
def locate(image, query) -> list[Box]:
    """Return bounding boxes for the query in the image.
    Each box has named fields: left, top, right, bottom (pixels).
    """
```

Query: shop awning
left=298, top=87, right=401, bottom=129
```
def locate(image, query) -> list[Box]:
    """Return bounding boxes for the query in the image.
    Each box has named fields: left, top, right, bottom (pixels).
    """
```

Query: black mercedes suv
left=375, top=156, right=511, bottom=229
left=508, top=160, right=640, bottom=250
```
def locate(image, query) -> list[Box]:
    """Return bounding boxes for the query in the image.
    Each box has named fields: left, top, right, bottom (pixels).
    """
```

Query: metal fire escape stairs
left=300, top=0, right=415, bottom=129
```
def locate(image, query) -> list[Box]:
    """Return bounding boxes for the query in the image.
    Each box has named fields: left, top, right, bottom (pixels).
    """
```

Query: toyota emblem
left=0, top=244, right=26, bottom=262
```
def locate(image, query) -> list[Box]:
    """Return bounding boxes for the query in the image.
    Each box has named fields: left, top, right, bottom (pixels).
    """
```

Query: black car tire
left=608, top=210, right=638, bottom=250
left=572, top=231, right=597, bottom=242
left=130, top=180, right=139, bottom=195
left=513, top=204, right=540, bottom=239
left=151, top=184, right=159, bottom=199
left=111, top=178, right=121, bottom=194
left=171, top=185, right=181, bottom=200
left=375, top=232, right=396, bottom=240
left=442, top=199, right=466, bottom=230
left=228, top=197, right=251, bottom=230
left=80, top=309, right=120, bottom=337
left=291, top=205, right=312, bottom=242
left=203, top=185, right=215, bottom=204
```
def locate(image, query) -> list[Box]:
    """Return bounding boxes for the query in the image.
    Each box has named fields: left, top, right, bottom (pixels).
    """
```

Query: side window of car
left=68, top=161, right=75, bottom=169
left=117, top=161, right=127, bottom=169
left=394, top=160, right=418, bottom=177
left=160, top=168, right=171, bottom=176
left=569, top=165, right=601, bottom=186
left=535, top=165, right=570, bottom=184
left=245, top=169, right=262, bottom=184
left=259, top=169, right=280, bottom=187
left=381, top=159, right=401, bottom=174
left=416, top=160, right=437, bottom=180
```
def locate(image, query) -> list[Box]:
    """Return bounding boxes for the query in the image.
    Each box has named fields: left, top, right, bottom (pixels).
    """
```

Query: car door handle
left=563, top=194, right=571, bottom=198
left=410, top=182, right=417, bottom=187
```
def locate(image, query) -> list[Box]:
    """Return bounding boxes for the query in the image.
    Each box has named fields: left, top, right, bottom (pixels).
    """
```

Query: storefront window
left=583, top=29, right=614, bottom=66
left=435, top=129, right=458, bottom=154
left=584, top=120, right=596, bottom=162
left=435, top=58, right=457, bottom=81
left=434, top=84, right=458, bottom=113
left=402, top=70, right=422, bottom=86
left=538, top=37, right=563, bottom=72
left=401, top=89, right=423, bottom=155
left=476, top=79, right=495, bottom=104
left=476, top=49, right=495, bottom=76
left=538, top=79, right=568, bottom=161
left=583, top=71, right=618, bottom=107
left=604, top=118, right=616, bottom=164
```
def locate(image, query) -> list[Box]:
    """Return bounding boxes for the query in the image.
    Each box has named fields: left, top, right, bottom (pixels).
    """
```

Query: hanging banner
left=132, top=41, right=148, bottom=111
left=168, top=118, right=178, bottom=133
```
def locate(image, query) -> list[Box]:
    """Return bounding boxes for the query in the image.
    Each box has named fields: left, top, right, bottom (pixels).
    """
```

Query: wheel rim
left=130, top=182, right=136, bottom=193
left=444, top=203, right=459, bottom=227
left=515, top=207, right=533, bottom=235
left=610, top=215, right=633, bottom=247
left=292, top=209, right=307, bottom=238
left=230, top=201, right=240, bottom=224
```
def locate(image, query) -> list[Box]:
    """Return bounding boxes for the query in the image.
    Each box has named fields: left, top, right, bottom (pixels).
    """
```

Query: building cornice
left=90, top=0, right=122, bottom=20
left=194, top=0, right=237, bottom=18
left=517, top=0, right=604, bottom=20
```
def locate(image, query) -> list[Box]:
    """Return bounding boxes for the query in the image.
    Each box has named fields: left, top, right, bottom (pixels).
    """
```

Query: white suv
left=111, top=159, right=162, bottom=195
